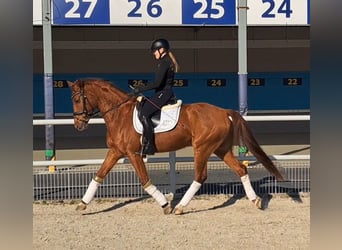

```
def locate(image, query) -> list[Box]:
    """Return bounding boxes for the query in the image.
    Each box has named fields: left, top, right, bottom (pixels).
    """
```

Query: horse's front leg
left=128, top=153, right=172, bottom=215
left=76, top=149, right=122, bottom=211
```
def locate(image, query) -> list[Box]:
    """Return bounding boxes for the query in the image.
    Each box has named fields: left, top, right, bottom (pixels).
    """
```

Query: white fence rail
left=32, top=155, right=310, bottom=167
left=33, top=115, right=310, bottom=125
left=33, top=115, right=310, bottom=167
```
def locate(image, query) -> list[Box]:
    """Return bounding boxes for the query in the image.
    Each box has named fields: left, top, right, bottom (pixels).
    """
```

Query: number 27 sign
left=50, top=0, right=309, bottom=25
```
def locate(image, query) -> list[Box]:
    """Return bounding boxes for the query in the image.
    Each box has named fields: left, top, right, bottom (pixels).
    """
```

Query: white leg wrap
left=241, top=174, right=257, bottom=201
left=82, top=179, right=100, bottom=204
left=145, top=184, right=168, bottom=207
left=179, top=181, right=202, bottom=207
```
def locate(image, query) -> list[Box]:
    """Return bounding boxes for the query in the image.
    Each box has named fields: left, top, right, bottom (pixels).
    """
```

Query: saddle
left=133, top=99, right=182, bottom=134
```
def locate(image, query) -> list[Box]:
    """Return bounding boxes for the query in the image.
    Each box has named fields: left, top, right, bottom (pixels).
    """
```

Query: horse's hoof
left=173, top=205, right=184, bottom=215
left=165, top=192, right=174, bottom=202
left=253, top=197, right=262, bottom=209
left=163, top=203, right=172, bottom=215
left=76, top=202, right=87, bottom=211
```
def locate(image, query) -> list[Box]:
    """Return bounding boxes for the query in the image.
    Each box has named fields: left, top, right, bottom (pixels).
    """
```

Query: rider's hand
left=133, top=88, right=140, bottom=95
left=136, top=96, right=143, bottom=102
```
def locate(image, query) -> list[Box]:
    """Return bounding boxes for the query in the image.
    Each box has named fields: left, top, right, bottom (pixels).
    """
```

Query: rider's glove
left=133, top=88, right=140, bottom=95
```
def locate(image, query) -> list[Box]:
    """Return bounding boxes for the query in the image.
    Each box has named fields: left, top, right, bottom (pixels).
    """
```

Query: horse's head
left=67, top=80, right=97, bottom=131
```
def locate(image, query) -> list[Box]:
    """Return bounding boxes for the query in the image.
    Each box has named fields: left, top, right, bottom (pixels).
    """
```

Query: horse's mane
left=76, top=78, right=128, bottom=95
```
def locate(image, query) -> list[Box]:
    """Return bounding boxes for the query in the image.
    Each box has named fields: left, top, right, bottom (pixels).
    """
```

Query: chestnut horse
left=67, top=79, right=284, bottom=215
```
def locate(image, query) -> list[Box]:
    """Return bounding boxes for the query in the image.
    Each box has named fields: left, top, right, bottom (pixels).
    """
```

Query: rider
left=132, top=38, right=180, bottom=156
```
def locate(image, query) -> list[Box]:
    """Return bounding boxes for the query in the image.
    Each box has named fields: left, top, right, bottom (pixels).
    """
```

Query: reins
left=99, top=96, right=133, bottom=118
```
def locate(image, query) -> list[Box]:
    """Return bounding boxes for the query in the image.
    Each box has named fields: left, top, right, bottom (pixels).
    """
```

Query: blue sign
left=53, top=0, right=110, bottom=25
left=182, top=0, right=236, bottom=25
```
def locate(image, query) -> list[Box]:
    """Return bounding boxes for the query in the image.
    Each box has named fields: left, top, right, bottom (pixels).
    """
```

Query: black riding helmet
left=150, top=38, right=170, bottom=52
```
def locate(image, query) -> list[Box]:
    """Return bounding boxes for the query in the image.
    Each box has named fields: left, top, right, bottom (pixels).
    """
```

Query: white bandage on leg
left=179, top=181, right=202, bottom=207
left=144, top=183, right=168, bottom=207
left=82, top=179, right=101, bottom=204
left=241, top=174, right=257, bottom=201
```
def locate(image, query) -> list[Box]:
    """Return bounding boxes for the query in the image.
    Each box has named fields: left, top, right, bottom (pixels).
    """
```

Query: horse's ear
left=67, top=81, right=74, bottom=88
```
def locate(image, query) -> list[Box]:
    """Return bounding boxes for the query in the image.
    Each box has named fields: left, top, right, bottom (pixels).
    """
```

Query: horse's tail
left=229, top=110, right=285, bottom=181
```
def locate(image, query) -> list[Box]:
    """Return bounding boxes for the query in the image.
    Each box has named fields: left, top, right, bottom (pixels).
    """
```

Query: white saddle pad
left=133, top=100, right=182, bottom=134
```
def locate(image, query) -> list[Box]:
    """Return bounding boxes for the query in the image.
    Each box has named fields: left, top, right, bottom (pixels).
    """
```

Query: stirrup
left=135, top=146, right=147, bottom=157
left=135, top=151, right=147, bottom=158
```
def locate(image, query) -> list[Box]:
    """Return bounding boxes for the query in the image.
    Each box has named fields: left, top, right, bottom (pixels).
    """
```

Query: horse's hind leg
left=173, top=147, right=211, bottom=215
left=215, top=149, right=262, bottom=209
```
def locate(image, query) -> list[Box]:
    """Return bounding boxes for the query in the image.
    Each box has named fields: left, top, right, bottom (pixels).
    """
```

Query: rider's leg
left=140, top=115, right=155, bottom=155
left=138, top=90, right=173, bottom=156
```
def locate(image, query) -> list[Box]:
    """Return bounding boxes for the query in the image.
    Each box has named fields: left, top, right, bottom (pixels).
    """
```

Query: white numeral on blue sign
left=193, top=0, right=225, bottom=19
left=53, top=0, right=109, bottom=24
left=64, top=0, right=80, bottom=18
left=64, top=0, right=97, bottom=18
left=182, top=0, right=236, bottom=25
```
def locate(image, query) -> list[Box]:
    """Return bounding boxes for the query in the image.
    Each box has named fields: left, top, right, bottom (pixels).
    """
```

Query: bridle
left=71, top=81, right=133, bottom=122
left=71, top=82, right=99, bottom=121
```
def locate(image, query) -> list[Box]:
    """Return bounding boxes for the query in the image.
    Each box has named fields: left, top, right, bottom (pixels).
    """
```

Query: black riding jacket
left=137, top=53, right=175, bottom=93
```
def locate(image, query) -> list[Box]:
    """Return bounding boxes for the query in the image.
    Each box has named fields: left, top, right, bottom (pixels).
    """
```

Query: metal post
left=42, top=0, right=55, bottom=171
left=238, top=0, right=249, bottom=160
left=238, top=0, right=248, bottom=116
left=169, top=151, right=176, bottom=195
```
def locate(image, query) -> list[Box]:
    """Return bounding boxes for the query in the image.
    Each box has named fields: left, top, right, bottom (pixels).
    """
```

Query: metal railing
left=33, top=160, right=310, bottom=201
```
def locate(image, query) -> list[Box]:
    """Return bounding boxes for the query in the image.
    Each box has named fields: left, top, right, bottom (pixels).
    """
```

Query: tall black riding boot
left=140, top=116, right=156, bottom=155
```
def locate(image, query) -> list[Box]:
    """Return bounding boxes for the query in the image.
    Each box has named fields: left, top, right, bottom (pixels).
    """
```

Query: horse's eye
left=72, top=95, right=80, bottom=102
